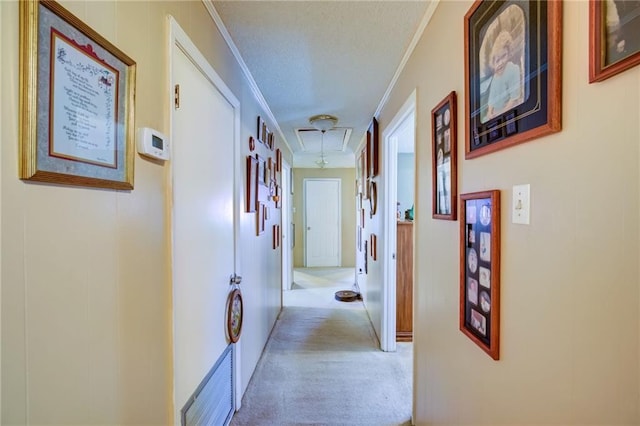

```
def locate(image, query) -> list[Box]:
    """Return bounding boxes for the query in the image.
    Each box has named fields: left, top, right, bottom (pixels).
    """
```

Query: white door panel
left=172, top=46, right=236, bottom=421
left=305, top=179, right=341, bottom=267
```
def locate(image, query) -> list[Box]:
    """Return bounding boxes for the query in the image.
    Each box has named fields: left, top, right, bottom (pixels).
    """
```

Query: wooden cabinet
left=396, top=221, right=413, bottom=342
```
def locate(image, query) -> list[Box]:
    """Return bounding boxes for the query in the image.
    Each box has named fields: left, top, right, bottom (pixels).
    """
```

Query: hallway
left=231, top=268, right=413, bottom=425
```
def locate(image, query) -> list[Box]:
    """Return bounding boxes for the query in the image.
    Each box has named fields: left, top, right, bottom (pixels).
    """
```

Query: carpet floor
left=230, top=268, right=413, bottom=426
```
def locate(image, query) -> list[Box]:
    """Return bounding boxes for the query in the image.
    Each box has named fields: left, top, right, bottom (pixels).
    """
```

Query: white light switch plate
left=512, top=184, right=530, bottom=225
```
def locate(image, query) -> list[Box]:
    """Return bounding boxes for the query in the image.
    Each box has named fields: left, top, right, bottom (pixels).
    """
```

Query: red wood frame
left=432, top=91, right=458, bottom=220
left=464, top=0, right=562, bottom=159
left=459, top=190, right=500, bottom=360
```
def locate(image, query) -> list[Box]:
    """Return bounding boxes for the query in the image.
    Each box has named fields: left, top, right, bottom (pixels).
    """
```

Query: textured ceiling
left=212, top=0, right=431, bottom=167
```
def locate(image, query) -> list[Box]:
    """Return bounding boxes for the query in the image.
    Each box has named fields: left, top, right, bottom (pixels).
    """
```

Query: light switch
left=512, top=184, right=530, bottom=225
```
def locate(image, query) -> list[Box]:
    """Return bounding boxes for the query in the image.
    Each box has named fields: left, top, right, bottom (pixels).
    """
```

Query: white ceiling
left=212, top=0, right=433, bottom=168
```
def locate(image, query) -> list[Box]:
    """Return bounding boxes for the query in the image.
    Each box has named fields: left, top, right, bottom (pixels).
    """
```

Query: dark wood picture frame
left=245, top=155, right=258, bottom=213
left=256, top=202, right=265, bottom=236
left=368, top=117, right=379, bottom=177
left=369, top=180, right=377, bottom=218
left=589, top=0, right=640, bottom=83
left=464, top=0, right=562, bottom=159
left=257, top=116, right=269, bottom=145
left=370, top=233, right=377, bottom=261
left=256, top=116, right=264, bottom=144
left=460, top=190, right=500, bottom=360
left=432, top=91, right=458, bottom=220
left=364, top=241, right=368, bottom=274
left=256, top=155, right=267, bottom=187
left=275, top=148, right=282, bottom=172
left=272, top=224, right=280, bottom=249
left=226, top=288, right=243, bottom=343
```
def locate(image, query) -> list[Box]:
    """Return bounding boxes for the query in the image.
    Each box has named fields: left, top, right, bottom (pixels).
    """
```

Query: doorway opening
left=382, top=90, right=416, bottom=352
left=381, top=89, right=416, bottom=423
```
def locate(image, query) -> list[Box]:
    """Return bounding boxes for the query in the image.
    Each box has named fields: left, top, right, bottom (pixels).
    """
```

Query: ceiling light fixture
left=309, top=114, right=338, bottom=168
left=309, top=114, right=338, bottom=132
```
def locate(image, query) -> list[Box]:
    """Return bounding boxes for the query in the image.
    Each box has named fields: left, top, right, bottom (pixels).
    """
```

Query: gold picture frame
left=20, top=0, right=136, bottom=189
left=226, top=288, right=243, bottom=343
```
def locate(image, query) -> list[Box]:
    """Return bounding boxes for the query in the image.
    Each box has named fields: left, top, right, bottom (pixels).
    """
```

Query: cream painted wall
left=377, top=1, right=640, bottom=424
left=1, top=0, right=288, bottom=423
left=293, top=168, right=356, bottom=268
left=358, top=169, right=383, bottom=341
left=2, top=2, right=171, bottom=423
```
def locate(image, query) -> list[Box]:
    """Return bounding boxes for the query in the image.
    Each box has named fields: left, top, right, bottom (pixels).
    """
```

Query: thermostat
left=137, top=127, right=170, bottom=161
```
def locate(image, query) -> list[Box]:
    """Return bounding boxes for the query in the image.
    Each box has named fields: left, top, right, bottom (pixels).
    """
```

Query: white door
left=382, top=91, right=416, bottom=353
left=170, top=19, right=241, bottom=424
left=305, top=179, right=341, bottom=267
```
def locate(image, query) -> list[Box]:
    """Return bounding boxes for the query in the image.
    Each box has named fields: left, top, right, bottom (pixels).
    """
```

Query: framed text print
left=19, top=0, right=136, bottom=189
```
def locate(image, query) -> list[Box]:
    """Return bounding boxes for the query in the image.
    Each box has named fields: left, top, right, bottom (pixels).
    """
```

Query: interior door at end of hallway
left=304, top=179, right=341, bottom=267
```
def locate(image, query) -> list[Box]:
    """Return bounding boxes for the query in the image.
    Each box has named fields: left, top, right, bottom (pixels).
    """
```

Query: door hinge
left=174, top=84, right=180, bottom=109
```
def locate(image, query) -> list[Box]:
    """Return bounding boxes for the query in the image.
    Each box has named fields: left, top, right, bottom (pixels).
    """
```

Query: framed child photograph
left=460, top=190, right=500, bottom=360
left=589, top=0, right=640, bottom=82
left=464, top=0, right=562, bottom=159
left=432, top=91, right=458, bottom=220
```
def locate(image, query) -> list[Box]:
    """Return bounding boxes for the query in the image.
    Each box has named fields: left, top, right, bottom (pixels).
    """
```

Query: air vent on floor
left=181, top=344, right=234, bottom=426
